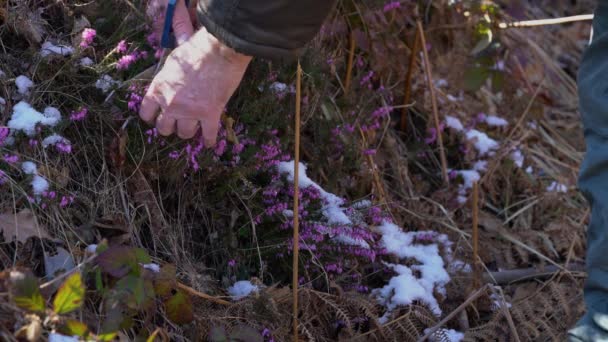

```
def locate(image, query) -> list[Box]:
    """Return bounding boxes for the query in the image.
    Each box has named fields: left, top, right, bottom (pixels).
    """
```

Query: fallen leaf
left=44, top=247, right=75, bottom=279
left=0, top=209, right=50, bottom=243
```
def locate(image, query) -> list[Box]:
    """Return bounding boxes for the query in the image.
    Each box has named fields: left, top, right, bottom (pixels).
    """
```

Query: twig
left=490, top=286, right=521, bottom=342
left=417, top=20, right=449, bottom=185
left=498, top=14, right=593, bottom=29
left=344, top=31, right=356, bottom=94
left=483, top=264, right=585, bottom=285
left=417, top=285, right=489, bottom=342
left=401, top=26, right=420, bottom=132
left=177, top=282, right=231, bottom=306
left=472, top=181, right=480, bottom=290
left=292, top=62, right=303, bottom=342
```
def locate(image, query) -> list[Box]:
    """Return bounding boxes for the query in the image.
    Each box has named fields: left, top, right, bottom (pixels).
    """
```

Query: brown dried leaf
left=0, top=209, right=49, bottom=243
left=8, top=4, right=48, bottom=45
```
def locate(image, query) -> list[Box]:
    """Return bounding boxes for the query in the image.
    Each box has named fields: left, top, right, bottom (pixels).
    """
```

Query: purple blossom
left=214, top=139, right=227, bottom=156
left=29, top=139, right=38, bottom=147
left=0, top=127, right=9, bottom=145
left=228, top=259, right=236, bottom=267
left=116, top=53, right=138, bottom=70
left=80, top=28, right=96, bottom=48
left=115, top=40, right=128, bottom=54
left=383, top=1, right=401, bottom=12
left=3, top=154, right=19, bottom=164
left=60, top=195, right=74, bottom=208
left=70, top=108, right=88, bottom=121
left=56, top=141, right=72, bottom=154
left=363, top=149, right=376, bottom=156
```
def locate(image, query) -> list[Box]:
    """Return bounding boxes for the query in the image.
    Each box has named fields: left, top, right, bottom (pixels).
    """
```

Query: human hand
left=139, top=27, right=252, bottom=145
left=146, top=0, right=194, bottom=45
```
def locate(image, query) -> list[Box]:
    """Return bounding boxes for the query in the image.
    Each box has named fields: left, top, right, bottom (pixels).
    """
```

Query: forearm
left=196, top=0, right=338, bottom=60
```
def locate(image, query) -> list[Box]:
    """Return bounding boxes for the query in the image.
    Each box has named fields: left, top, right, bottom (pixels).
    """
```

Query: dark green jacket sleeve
left=196, top=0, right=338, bottom=61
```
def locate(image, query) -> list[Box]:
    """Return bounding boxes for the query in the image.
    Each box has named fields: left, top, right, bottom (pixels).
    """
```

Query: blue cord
left=160, top=0, right=177, bottom=48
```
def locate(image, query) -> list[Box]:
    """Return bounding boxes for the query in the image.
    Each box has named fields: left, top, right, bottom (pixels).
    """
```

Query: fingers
left=177, top=119, right=199, bottom=139
left=139, top=86, right=162, bottom=123
left=173, top=0, right=194, bottom=45
left=156, top=113, right=176, bottom=136
left=200, top=118, right=220, bottom=147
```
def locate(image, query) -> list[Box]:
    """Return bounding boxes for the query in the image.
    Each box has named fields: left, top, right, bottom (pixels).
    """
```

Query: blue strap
left=160, top=0, right=177, bottom=48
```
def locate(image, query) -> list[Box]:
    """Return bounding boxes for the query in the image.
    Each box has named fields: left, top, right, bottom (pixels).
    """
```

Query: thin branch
left=292, top=62, right=303, bottom=342
left=498, top=14, right=593, bottom=29
left=417, top=20, right=449, bottom=185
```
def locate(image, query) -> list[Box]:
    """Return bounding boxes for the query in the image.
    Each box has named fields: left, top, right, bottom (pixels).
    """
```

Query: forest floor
left=0, top=0, right=596, bottom=341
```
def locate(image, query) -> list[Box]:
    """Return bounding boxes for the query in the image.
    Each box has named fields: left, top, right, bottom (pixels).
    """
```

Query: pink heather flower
left=168, top=151, right=180, bottom=159
left=0, top=127, right=9, bottom=145
left=80, top=28, right=96, bottom=48
left=3, top=154, right=18, bottom=164
left=147, top=31, right=159, bottom=47
left=56, top=141, right=72, bottom=154
left=232, top=143, right=244, bottom=155
left=29, top=139, right=38, bottom=147
left=383, top=1, right=400, bottom=12
left=115, top=40, right=128, bottom=54
left=127, top=92, right=143, bottom=112
left=70, top=107, right=88, bottom=121
left=214, top=139, right=227, bottom=156
left=228, top=259, right=236, bottom=267
left=363, top=149, right=376, bottom=156
left=360, top=70, right=374, bottom=88
left=116, top=53, right=138, bottom=70
left=60, top=195, right=74, bottom=208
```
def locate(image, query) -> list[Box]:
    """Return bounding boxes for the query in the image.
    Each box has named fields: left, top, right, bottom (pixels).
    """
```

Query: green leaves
left=97, top=246, right=150, bottom=277
left=53, top=272, right=85, bottom=314
left=165, top=289, right=193, bottom=325
left=11, top=270, right=45, bottom=313
left=61, top=320, right=89, bottom=337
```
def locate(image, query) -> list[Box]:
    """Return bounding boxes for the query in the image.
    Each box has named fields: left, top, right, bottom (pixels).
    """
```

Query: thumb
left=173, top=0, right=194, bottom=45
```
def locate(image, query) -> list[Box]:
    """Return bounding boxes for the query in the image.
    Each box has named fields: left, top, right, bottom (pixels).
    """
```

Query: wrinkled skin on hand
left=139, top=27, right=252, bottom=145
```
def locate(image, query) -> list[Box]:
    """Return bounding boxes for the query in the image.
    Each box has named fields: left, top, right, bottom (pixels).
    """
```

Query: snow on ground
left=375, top=221, right=451, bottom=316
left=511, top=149, right=524, bottom=168
left=484, top=115, right=508, bottom=127
left=21, top=161, right=49, bottom=196
left=546, top=181, right=568, bottom=193
left=142, top=263, right=160, bottom=273
left=425, top=328, right=465, bottom=342
left=445, top=115, right=464, bottom=131
left=95, top=74, right=120, bottom=93
left=79, top=57, right=94, bottom=66
left=8, top=102, right=61, bottom=136
left=42, top=134, right=69, bottom=148
left=228, top=280, right=259, bottom=300
left=48, top=333, right=79, bottom=342
left=279, top=161, right=370, bottom=248
left=466, top=129, right=499, bottom=155
left=40, top=42, right=74, bottom=58
left=15, top=75, right=34, bottom=95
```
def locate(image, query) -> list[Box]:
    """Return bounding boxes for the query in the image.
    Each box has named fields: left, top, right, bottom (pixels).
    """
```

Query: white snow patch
left=352, top=199, right=372, bottom=209
left=228, top=280, right=259, bottom=300
left=8, top=101, right=61, bottom=136
left=511, top=149, right=524, bottom=168
left=40, top=42, right=74, bottom=58
left=95, top=74, right=120, bottom=93
left=445, top=115, right=464, bottom=131
left=490, top=291, right=512, bottom=311
left=525, top=166, right=533, bottom=174
left=21, top=161, right=49, bottom=196
left=42, top=134, right=69, bottom=148
left=22, top=161, right=37, bottom=175
left=15, top=75, right=34, bottom=95
left=449, top=260, right=472, bottom=273
left=269, top=82, right=288, bottom=93
left=546, top=181, right=568, bottom=193
left=0, top=97, right=5, bottom=105
left=142, top=263, right=160, bottom=273
left=473, top=160, right=488, bottom=172
left=484, top=115, right=508, bottom=127
left=466, top=129, right=499, bottom=155
left=374, top=221, right=451, bottom=316
left=31, top=175, right=50, bottom=195
left=85, top=244, right=98, bottom=254
left=79, top=57, right=94, bottom=66
left=278, top=161, right=370, bottom=248
left=425, top=328, right=464, bottom=342
left=456, top=170, right=480, bottom=189
left=49, top=333, right=79, bottom=342
left=435, top=79, right=448, bottom=88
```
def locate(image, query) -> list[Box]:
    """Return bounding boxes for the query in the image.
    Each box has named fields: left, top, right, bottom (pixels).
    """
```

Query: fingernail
left=176, top=34, right=190, bottom=45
